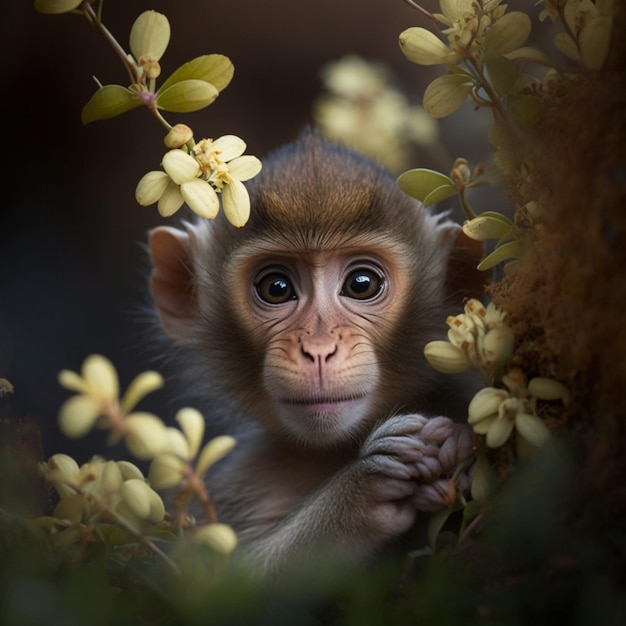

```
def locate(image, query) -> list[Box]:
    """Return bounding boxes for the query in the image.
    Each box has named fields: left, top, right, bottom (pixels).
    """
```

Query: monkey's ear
left=440, top=224, right=490, bottom=303
left=148, top=226, right=198, bottom=340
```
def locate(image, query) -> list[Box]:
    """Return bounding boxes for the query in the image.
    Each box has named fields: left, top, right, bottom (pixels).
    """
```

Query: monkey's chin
left=276, top=397, right=370, bottom=446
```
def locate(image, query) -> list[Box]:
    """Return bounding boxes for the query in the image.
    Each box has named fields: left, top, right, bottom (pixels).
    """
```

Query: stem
left=459, top=187, right=477, bottom=220
left=401, top=0, right=440, bottom=26
left=110, top=510, right=181, bottom=576
left=81, top=1, right=137, bottom=86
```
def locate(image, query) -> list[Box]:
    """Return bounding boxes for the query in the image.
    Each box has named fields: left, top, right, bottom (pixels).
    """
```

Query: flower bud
left=121, top=479, right=154, bottom=520
left=138, top=55, right=161, bottom=79
left=424, top=340, right=472, bottom=374
left=467, top=387, right=509, bottom=425
left=481, top=326, right=515, bottom=368
left=164, top=124, right=194, bottom=149
left=193, top=523, right=238, bottom=555
left=527, top=377, right=570, bottom=404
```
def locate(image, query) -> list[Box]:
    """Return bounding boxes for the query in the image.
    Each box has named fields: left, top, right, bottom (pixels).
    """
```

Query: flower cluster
left=41, top=454, right=165, bottom=533
left=54, top=355, right=238, bottom=554
left=312, top=55, right=438, bottom=172
left=468, top=369, right=569, bottom=449
left=424, top=298, right=514, bottom=381
left=34, top=5, right=262, bottom=228
left=399, top=0, right=531, bottom=118
left=543, top=0, right=614, bottom=70
left=135, top=133, right=262, bottom=227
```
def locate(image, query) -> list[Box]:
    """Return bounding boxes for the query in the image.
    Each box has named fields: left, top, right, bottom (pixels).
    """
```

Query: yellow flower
left=425, top=298, right=513, bottom=379
left=192, top=136, right=263, bottom=227
left=191, top=523, right=238, bottom=555
left=149, top=408, right=236, bottom=490
left=42, top=455, right=165, bottom=531
left=468, top=387, right=551, bottom=448
left=57, top=355, right=168, bottom=459
left=136, top=135, right=262, bottom=226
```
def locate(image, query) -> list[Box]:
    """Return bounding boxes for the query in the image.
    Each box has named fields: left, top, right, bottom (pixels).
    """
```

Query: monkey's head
left=149, top=133, right=484, bottom=447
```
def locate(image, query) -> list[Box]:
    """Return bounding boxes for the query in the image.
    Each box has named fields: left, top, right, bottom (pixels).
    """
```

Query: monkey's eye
left=340, top=266, right=385, bottom=301
left=255, top=272, right=297, bottom=305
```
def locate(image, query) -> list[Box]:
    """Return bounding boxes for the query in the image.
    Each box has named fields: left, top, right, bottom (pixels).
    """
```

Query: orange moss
left=487, top=5, right=626, bottom=499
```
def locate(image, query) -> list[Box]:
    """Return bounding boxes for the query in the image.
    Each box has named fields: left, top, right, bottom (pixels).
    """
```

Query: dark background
left=1, top=0, right=497, bottom=461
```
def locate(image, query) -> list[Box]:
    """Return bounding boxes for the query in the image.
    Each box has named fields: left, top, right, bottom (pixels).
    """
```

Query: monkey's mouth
left=282, top=394, right=366, bottom=407
left=277, top=394, right=369, bottom=432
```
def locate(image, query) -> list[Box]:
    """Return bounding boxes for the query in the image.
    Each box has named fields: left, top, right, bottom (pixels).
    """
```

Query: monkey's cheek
left=276, top=398, right=370, bottom=445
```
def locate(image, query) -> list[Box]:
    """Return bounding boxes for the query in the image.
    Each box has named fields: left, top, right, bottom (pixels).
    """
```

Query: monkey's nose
left=300, top=338, right=339, bottom=364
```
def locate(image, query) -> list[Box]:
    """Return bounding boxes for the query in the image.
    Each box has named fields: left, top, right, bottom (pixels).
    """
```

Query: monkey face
left=222, top=243, right=412, bottom=446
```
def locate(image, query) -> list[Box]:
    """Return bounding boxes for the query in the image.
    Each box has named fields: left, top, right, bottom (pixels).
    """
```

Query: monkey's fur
left=148, top=133, right=483, bottom=576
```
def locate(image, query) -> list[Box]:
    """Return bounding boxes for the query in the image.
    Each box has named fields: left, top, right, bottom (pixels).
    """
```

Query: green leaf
left=485, top=57, right=519, bottom=96
left=477, top=239, right=524, bottom=271
left=484, top=12, right=531, bottom=59
left=159, top=55, right=234, bottom=93
left=129, top=10, right=170, bottom=62
left=423, top=73, right=474, bottom=118
left=34, top=0, right=82, bottom=13
left=81, top=85, right=142, bottom=124
left=423, top=183, right=460, bottom=207
left=505, top=46, right=553, bottom=66
left=156, top=79, right=219, bottom=113
left=427, top=507, right=453, bottom=552
left=397, top=168, right=457, bottom=206
left=462, top=213, right=514, bottom=240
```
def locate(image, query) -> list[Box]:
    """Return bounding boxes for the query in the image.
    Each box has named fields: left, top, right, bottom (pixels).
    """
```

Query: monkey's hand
left=236, top=414, right=473, bottom=576
left=357, top=414, right=474, bottom=541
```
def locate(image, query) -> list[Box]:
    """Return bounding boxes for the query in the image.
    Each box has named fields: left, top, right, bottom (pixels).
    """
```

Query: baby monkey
left=148, top=132, right=483, bottom=576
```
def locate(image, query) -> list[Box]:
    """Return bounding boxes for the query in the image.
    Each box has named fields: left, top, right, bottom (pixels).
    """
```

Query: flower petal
left=227, top=155, right=263, bottom=182
left=485, top=416, right=515, bottom=448
left=82, top=355, right=119, bottom=401
left=515, top=413, right=551, bottom=447
left=125, top=413, right=168, bottom=459
left=468, top=387, right=509, bottom=424
left=195, top=436, right=237, bottom=479
left=175, top=408, right=205, bottom=459
left=121, top=370, right=164, bottom=413
left=162, top=150, right=200, bottom=184
left=58, top=395, right=101, bottom=438
left=135, top=171, right=170, bottom=206
left=157, top=180, right=185, bottom=217
left=180, top=179, right=220, bottom=219
left=58, top=369, right=89, bottom=394
left=221, top=180, right=251, bottom=227
left=211, top=135, right=247, bottom=162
